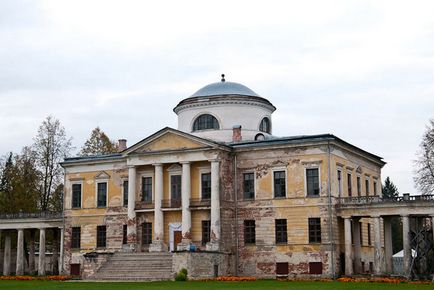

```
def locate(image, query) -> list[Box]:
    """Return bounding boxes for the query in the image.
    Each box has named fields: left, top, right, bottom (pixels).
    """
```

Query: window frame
left=200, top=171, right=212, bottom=200
left=347, top=173, right=352, bottom=197
left=96, top=181, right=108, bottom=208
left=275, top=219, right=288, bottom=244
left=305, top=167, right=320, bottom=197
left=141, top=175, right=153, bottom=203
left=357, top=175, right=362, bottom=196
left=365, top=176, right=370, bottom=196
left=122, top=224, right=127, bottom=245
left=243, top=171, right=255, bottom=200
left=169, top=173, right=182, bottom=202
left=272, top=169, right=287, bottom=198
left=201, top=220, right=211, bottom=246
left=71, top=226, right=81, bottom=249
left=308, top=217, right=322, bottom=244
left=259, top=117, right=271, bottom=133
left=142, top=222, right=152, bottom=245
left=337, top=168, right=343, bottom=197
left=192, top=114, right=220, bottom=132
left=71, top=182, right=82, bottom=209
left=122, top=179, right=128, bottom=207
left=244, top=220, right=256, bottom=245
left=96, top=225, right=107, bottom=248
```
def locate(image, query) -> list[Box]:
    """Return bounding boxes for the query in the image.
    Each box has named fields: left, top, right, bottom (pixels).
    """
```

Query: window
left=347, top=173, right=352, bottom=197
left=71, top=227, right=81, bottom=249
left=142, top=222, right=152, bottom=245
left=243, top=172, right=255, bottom=200
left=122, top=225, right=127, bottom=245
left=97, top=182, right=107, bottom=208
left=367, top=223, right=372, bottom=246
left=276, top=262, right=289, bottom=276
left=96, top=225, right=106, bottom=248
left=273, top=171, right=286, bottom=198
left=357, top=176, right=361, bottom=196
left=259, top=117, right=271, bottom=133
left=244, top=220, right=256, bottom=244
left=373, top=180, right=378, bottom=196
left=171, top=175, right=181, bottom=201
left=202, top=220, right=211, bottom=245
left=72, top=184, right=82, bottom=209
left=309, top=262, right=323, bottom=274
left=141, top=177, right=152, bottom=202
left=193, top=114, right=219, bottom=131
left=308, top=218, right=321, bottom=243
left=201, top=173, right=211, bottom=199
left=306, top=168, right=320, bottom=196
left=359, top=222, right=363, bottom=246
left=123, top=180, right=128, bottom=207
left=365, top=178, right=370, bottom=196
left=337, top=169, right=342, bottom=196
left=275, top=219, right=288, bottom=244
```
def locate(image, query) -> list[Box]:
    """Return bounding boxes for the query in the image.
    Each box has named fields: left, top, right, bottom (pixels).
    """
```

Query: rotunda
left=174, top=75, right=276, bottom=142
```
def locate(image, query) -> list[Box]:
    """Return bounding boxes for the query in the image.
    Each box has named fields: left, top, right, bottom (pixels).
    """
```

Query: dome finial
left=221, top=74, right=225, bottom=82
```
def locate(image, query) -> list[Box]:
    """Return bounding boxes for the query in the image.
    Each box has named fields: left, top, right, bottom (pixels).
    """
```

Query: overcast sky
left=1, top=0, right=433, bottom=194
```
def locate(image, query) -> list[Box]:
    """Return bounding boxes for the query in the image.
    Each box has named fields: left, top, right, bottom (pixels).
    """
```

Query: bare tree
left=414, top=119, right=434, bottom=195
left=33, top=116, right=72, bottom=211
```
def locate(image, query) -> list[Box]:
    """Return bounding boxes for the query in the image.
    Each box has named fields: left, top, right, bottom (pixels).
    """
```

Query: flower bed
left=0, top=275, right=71, bottom=281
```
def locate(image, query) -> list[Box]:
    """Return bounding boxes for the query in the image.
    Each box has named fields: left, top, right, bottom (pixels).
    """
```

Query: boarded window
left=142, top=222, right=152, bottom=245
left=71, top=227, right=81, bottom=249
left=202, top=220, right=211, bottom=245
left=275, top=219, right=287, bottom=244
left=273, top=171, right=286, bottom=198
left=309, top=262, right=323, bottom=274
left=70, top=263, right=80, bottom=276
left=72, top=184, right=81, bottom=208
left=243, top=172, right=255, bottom=200
left=244, top=220, right=256, bottom=244
left=276, top=262, right=289, bottom=275
left=96, top=225, right=106, bottom=248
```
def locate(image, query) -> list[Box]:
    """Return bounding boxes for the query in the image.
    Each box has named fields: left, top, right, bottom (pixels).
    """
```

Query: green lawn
left=0, top=280, right=433, bottom=290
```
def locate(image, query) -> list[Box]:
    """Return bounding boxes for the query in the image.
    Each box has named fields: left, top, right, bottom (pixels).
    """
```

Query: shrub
left=180, top=268, right=188, bottom=275
left=175, top=272, right=187, bottom=281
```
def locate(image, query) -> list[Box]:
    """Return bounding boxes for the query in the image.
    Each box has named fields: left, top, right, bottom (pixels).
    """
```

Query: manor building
left=59, top=76, right=402, bottom=279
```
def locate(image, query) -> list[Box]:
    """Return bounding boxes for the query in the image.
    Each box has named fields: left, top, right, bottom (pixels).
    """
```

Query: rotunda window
left=192, top=114, right=220, bottom=131
left=259, top=117, right=271, bottom=133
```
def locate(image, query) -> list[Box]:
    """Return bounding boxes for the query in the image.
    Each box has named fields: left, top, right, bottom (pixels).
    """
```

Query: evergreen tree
left=80, top=127, right=118, bottom=156
left=382, top=176, right=399, bottom=199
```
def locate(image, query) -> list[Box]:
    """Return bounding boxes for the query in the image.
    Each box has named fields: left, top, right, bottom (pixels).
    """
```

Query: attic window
left=259, top=117, right=271, bottom=133
left=193, top=114, right=219, bottom=131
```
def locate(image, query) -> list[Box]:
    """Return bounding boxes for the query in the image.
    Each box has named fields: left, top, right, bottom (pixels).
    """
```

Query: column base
left=206, top=241, right=221, bottom=252
left=149, top=240, right=167, bottom=252
left=177, top=239, right=192, bottom=251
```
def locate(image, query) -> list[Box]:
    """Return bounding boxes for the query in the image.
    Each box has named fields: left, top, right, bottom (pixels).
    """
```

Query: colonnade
left=126, top=160, right=221, bottom=251
left=1, top=227, right=64, bottom=276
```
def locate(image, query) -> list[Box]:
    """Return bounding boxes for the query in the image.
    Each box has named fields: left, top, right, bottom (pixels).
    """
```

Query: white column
left=127, top=165, right=137, bottom=250
left=38, top=228, right=46, bottom=276
left=383, top=217, right=393, bottom=273
left=402, top=215, right=411, bottom=277
left=344, top=217, right=353, bottom=275
left=178, top=162, right=192, bottom=251
left=3, top=233, right=11, bottom=276
left=150, top=163, right=166, bottom=252
left=16, top=229, right=24, bottom=275
left=372, top=216, right=384, bottom=275
left=206, top=160, right=221, bottom=251
left=352, top=218, right=362, bottom=274
left=59, top=227, right=64, bottom=274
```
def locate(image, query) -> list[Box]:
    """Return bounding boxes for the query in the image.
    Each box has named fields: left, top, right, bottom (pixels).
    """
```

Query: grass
left=0, top=280, right=433, bottom=290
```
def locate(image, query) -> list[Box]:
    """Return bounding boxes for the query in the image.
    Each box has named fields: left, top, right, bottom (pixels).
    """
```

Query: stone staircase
left=91, top=252, right=174, bottom=281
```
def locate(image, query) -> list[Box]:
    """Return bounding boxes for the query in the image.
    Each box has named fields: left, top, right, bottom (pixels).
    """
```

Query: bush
left=175, top=272, right=187, bottom=281
left=180, top=268, right=188, bottom=275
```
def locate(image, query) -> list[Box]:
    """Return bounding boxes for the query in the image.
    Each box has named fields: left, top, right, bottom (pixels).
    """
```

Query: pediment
left=124, top=127, right=222, bottom=155
left=95, top=171, right=110, bottom=180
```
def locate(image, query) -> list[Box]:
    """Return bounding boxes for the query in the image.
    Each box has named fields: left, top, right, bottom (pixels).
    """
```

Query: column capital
left=341, top=216, right=352, bottom=220
left=152, top=163, right=163, bottom=167
left=180, top=161, right=190, bottom=165
left=127, top=165, right=136, bottom=169
left=209, top=159, right=220, bottom=163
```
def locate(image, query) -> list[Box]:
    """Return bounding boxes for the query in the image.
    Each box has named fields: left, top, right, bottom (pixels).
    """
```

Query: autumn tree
left=80, top=127, right=118, bottom=156
left=33, top=116, right=72, bottom=211
left=414, top=119, right=434, bottom=195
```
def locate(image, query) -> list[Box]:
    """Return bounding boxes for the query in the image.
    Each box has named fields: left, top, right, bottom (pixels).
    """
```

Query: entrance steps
left=90, top=252, right=174, bottom=281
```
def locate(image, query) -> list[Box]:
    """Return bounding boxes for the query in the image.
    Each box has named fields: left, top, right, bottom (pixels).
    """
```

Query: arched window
left=193, top=114, right=219, bottom=131
left=255, top=133, right=265, bottom=141
left=259, top=117, right=271, bottom=133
